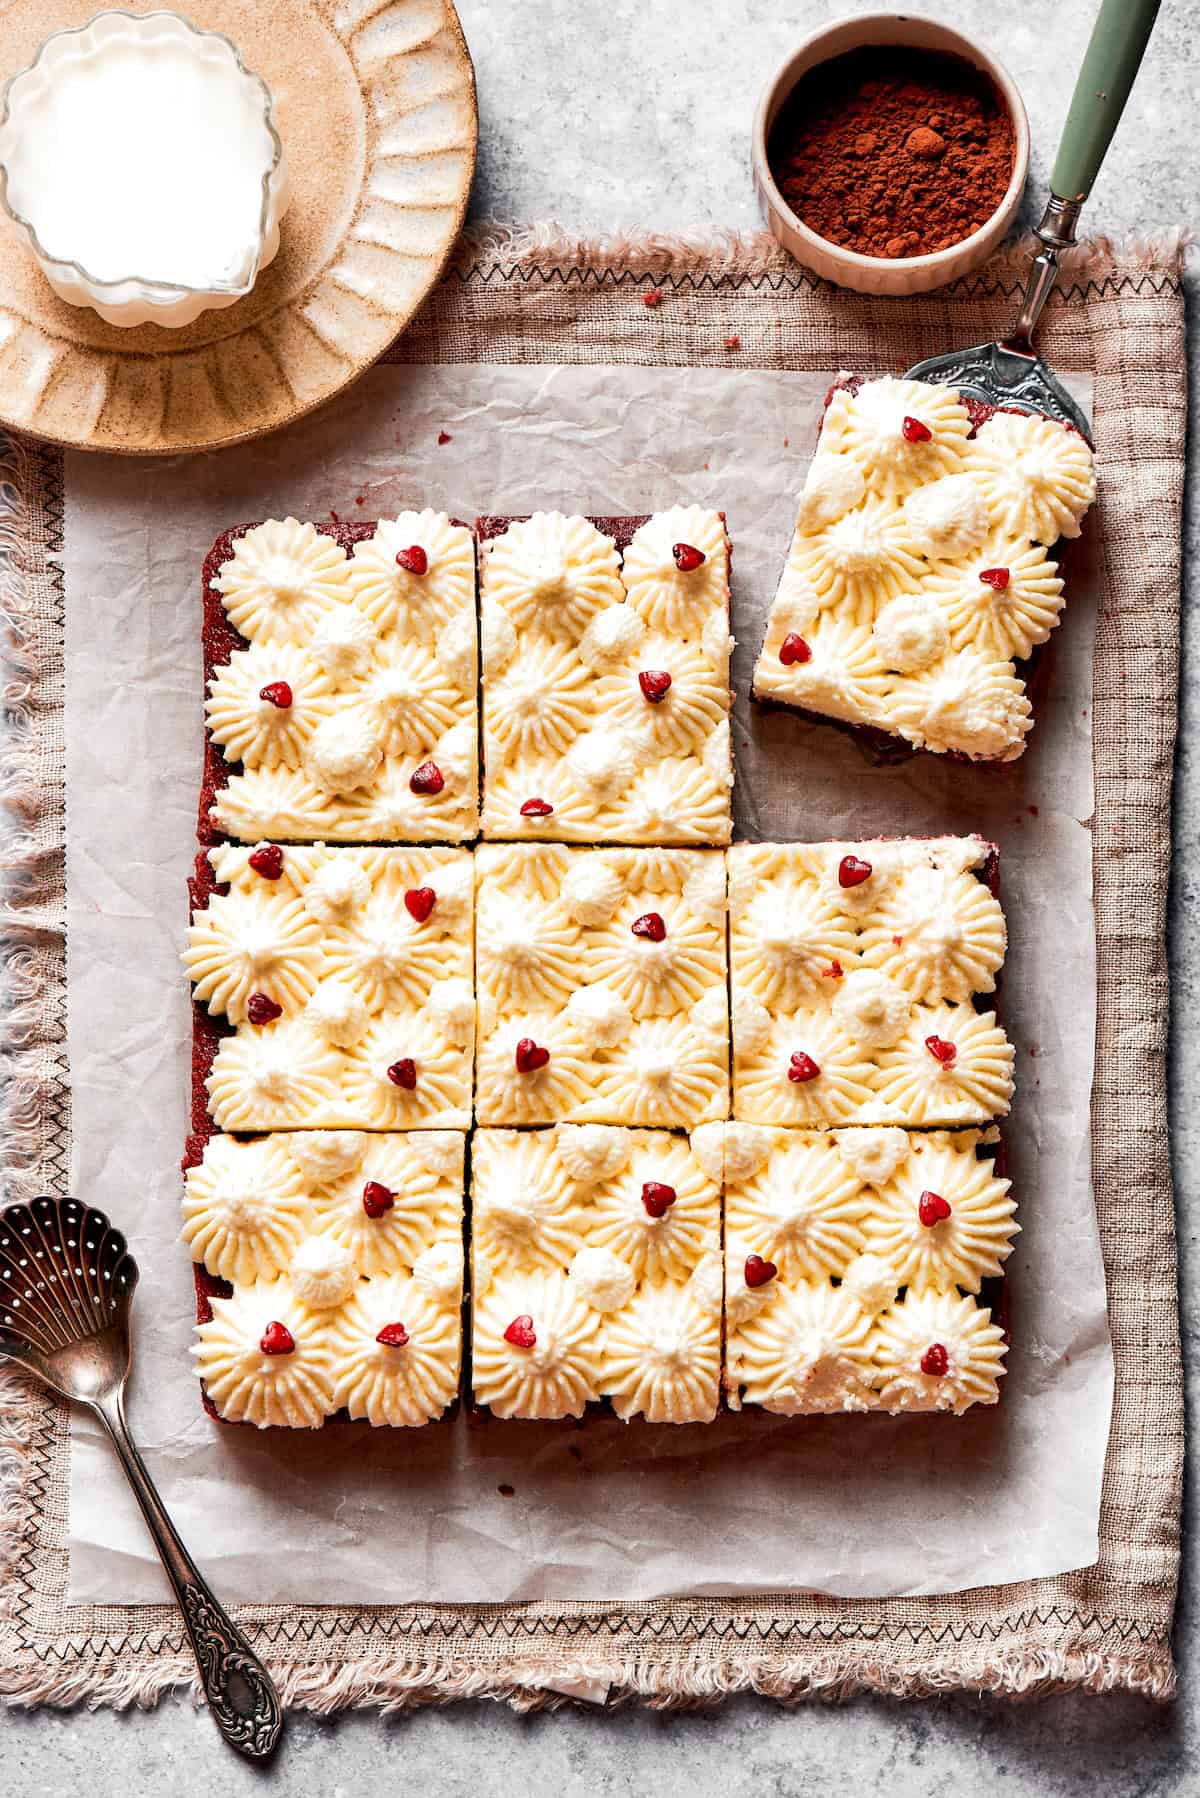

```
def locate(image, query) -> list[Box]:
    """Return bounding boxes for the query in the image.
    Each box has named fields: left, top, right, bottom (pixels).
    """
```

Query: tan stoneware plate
left=0, top=0, right=477, bottom=454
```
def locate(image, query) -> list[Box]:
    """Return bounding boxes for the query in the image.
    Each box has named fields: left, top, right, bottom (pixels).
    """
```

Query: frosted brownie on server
left=184, top=844, right=474, bottom=1132
left=474, top=844, right=729, bottom=1127
left=470, top=1125, right=722, bottom=1422
left=722, top=1124, right=1014, bottom=1415
left=752, top=376, right=1095, bottom=762
left=200, top=515, right=478, bottom=843
left=478, top=509, right=733, bottom=843
left=728, top=837, right=1013, bottom=1128
left=187, top=1129, right=465, bottom=1428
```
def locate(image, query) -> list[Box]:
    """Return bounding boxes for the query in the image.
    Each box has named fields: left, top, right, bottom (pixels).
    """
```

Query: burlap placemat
left=0, top=229, right=1185, bottom=1709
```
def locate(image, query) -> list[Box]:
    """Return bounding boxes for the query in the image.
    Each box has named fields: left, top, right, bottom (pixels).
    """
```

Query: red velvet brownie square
left=187, top=1128, right=465, bottom=1428
left=728, top=837, right=1013, bottom=1128
left=469, top=1125, right=722, bottom=1422
left=752, top=376, right=1095, bottom=762
left=185, top=843, right=474, bottom=1132
left=722, top=1123, right=1013, bottom=1415
left=201, top=515, right=478, bottom=844
left=478, top=510, right=733, bottom=843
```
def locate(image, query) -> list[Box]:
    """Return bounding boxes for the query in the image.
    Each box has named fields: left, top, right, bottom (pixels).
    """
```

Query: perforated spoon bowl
left=0, top=1195, right=282, bottom=1760
left=908, top=0, right=1162, bottom=443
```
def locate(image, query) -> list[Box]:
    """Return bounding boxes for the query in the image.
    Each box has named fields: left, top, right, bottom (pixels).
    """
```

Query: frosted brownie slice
left=185, top=844, right=474, bottom=1132
left=474, top=843, right=728, bottom=1127
left=752, top=376, right=1096, bottom=762
left=729, top=837, right=1013, bottom=1128
left=470, top=1125, right=722, bottom=1422
left=187, top=1129, right=465, bottom=1428
left=201, top=516, right=478, bottom=844
left=478, top=509, right=733, bottom=843
left=722, top=1124, right=1013, bottom=1415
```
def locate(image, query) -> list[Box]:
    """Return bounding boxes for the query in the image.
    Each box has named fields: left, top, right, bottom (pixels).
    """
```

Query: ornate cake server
left=908, top=0, right=1162, bottom=441
left=0, top=1195, right=282, bottom=1760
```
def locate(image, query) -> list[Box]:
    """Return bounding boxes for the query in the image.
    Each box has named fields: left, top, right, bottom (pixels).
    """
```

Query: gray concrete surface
left=6, top=1, right=1198, bottom=1791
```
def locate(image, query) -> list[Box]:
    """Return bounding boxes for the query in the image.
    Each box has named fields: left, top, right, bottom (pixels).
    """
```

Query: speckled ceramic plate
left=0, top=0, right=477, bottom=453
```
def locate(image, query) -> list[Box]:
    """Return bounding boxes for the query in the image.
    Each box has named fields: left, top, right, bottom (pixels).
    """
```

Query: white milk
left=5, top=37, right=275, bottom=289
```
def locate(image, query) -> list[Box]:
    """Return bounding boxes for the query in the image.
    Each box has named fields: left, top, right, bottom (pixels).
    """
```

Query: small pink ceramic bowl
left=752, top=12, right=1029, bottom=296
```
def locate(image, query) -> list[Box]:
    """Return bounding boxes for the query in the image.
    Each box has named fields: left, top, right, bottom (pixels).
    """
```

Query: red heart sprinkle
left=822, top=960, right=844, bottom=980
left=779, top=632, right=811, bottom=666
left=362, top=1180, right=396, bottom=1218
left=641, top=1181, right=677, bottom=1218
left=504, top=1314, right=537, bottom=1348
left=921, top=1342, right=950, bottom=1377
left=404, top=886, right=437, bottom=923
left=387, top=1058, right=418, bottom=1089
left=246, top=992, right=282, bottom=1025
left=248, top=843, right=284, bottom=880
left=979, top=566, right=1011, bottom=591
left=638, top=669, right=672, bottom=703
left=838, top=855, right=872, bottom=888
left=672, top=542, right=706, bottom=571
left=902, top=415, right=933, bottom=443
left=395, top=545, right=428, bottom=576
left=787, top=1051, right=821, bottom=1083
left=258, top=681, right=293, bottom=709
left=259, top=1321, right=295, bottom=1356
left=409, top=761, right=444, bottom=795
left=520, top=797, right=554, bottom=817
left=631, top=911, right=667, bottom=942
left=918, top=1189, right=953, bottom=1227
left=744, top=1254, right=777, bottom=1289
left=925, top=1035, right=958, bottom=1067
left=515, top=1037, right=550, bottom=1073
left=375, top=1321, right=410, bottom=1348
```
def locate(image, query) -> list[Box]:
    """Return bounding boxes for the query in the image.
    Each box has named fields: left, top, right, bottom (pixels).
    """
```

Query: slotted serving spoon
left=0, top=1196, right=282, bottom=1760
left=908, top=0, right=1162, bottom=441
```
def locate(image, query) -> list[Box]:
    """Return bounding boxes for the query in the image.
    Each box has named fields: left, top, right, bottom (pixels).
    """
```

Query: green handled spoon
left=909, top=0, right=1162, bottom=441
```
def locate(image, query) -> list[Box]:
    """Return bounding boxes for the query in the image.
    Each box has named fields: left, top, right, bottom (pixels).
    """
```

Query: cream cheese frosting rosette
left=193, top=1280, right=335, bottom=1428
left=727, top=1278, right=878, bottom=1415
left=922, top=539, right=1065, bottom=662
left=816, top=378, right=973, bottom=502
left=182, top=1135, right=311, bottom=1285
left=205, top=514, right=478, bottom=841
left=328, top=1277, right=461, bottom=1427
left=205, top=644, right=335, bottom=769
left=725, top=1133, right=869, bottom=1282
left=872, top=1288, right=1008, bottom=1414
left=603, top=1281, right=721, bottom=1423
left=470, top=1126, right=720, bottom=1422
left=728, top=838, right=1011, bottom=1128
left=480, top=511, right=731, bottom=845
left=474, top=845, right=728, bottom=1127
left=753, top=375, right=1095, bottom=761
left=472, top=1273, right=602, bottom=1420
left=187, top=846, right=473, bottom=1132
left=214, top=519, right=352, bottom=648
left=863, top=1136, right=1018, bottom=1293
left=964, top=412, right=1097, bottom=543
left=306, top=1131, right=464, bottom=1277
left=346, top=512, right=475, bottom=640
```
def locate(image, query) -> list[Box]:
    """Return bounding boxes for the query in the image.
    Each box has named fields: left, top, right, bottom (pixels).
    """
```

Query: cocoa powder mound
left=768, top=47, right=1016, bottom=260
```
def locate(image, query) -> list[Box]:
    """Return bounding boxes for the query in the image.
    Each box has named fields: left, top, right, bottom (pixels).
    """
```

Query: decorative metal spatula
left=0, top=1196, right=282, bottom=1760
left=908, top=0, right=1162, bottom=442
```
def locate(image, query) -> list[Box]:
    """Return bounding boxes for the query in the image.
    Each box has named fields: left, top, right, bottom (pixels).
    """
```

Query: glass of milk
left=0, top=10, right=290, bottom=328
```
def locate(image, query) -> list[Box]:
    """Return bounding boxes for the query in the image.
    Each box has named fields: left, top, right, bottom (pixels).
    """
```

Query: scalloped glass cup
left=753, top=12, right=1029, bottom=296
left=0, top=9, right=289, bottom=329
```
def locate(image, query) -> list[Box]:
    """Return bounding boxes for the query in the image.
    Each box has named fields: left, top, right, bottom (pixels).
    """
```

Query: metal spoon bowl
left=0, top=1195, right=282, bottom=1760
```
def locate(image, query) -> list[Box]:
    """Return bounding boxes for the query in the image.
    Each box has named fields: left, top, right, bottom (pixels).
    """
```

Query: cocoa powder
left=768, top=47, right=1015, bottom=260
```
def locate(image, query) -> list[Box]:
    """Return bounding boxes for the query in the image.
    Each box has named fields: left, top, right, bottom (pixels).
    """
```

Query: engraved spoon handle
left=92, top=1388, right=283, bottom=1761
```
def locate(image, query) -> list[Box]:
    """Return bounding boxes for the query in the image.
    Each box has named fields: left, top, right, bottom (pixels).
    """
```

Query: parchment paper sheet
left=61, top=363, right=1110, bottom=1605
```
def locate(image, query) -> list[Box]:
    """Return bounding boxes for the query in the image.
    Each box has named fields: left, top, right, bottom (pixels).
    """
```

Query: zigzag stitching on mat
left=445, top=260, right=1183, bottom=305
